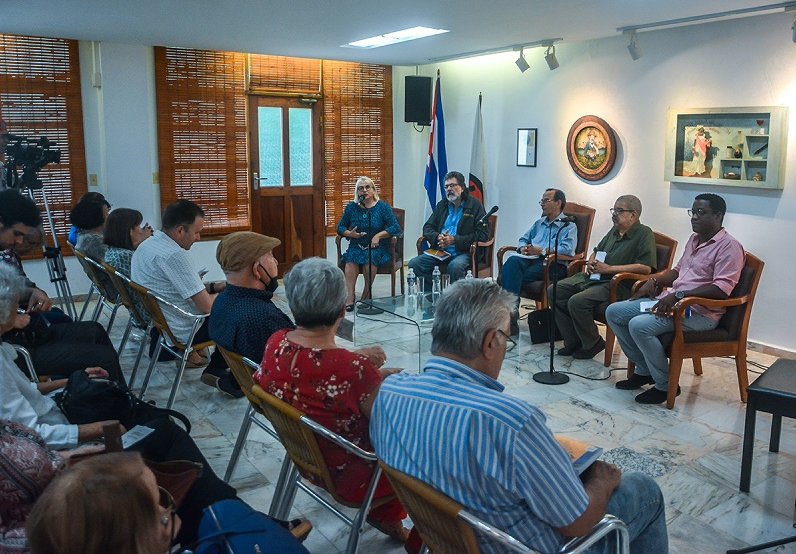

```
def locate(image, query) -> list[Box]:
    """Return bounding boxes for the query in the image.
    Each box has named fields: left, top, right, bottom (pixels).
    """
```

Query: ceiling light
left=627, top=30, right=642, bottom=60
left=544, top=45, right=559, bottom=70
left=345, top=26, right=448, bottom=49
left=515, top=48, right=530, bottom=72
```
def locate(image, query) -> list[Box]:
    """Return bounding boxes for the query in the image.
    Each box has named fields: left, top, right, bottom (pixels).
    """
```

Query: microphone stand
left=533, top=218, right=570, bottom=385
left=357, top=200, right=384, bottom=316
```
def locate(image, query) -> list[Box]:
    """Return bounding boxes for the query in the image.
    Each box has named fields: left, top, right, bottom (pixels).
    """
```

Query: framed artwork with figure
left=517, top=128, right=537, bottom=167
left=566, top=115, right=617, bottom=181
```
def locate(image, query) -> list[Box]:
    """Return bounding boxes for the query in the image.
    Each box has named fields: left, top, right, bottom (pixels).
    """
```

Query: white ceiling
left=0, top=1, right=786, bottom=66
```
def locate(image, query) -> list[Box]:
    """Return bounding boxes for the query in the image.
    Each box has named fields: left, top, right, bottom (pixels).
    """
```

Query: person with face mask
left=209, top=232, right=295, bottom=397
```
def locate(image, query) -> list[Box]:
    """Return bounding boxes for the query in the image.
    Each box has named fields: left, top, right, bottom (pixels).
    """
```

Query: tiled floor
left=103, top=277, right=796, bottom=553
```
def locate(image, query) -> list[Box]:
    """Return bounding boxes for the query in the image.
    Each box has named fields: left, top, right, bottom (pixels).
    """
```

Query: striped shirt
left=370, top=357, right=589, bottom=553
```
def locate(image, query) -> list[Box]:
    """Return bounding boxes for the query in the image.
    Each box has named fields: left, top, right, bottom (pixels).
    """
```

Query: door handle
left=253, top=172, right=262, bottom=190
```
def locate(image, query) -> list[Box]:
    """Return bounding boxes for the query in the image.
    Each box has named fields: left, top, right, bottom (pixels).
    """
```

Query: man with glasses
left=501, top=188, right=576, bottom=335
left=606, top=193, right=744, bottom=404
left=370, top=279, right=667, bottom=553
left=408, top=170, right=487, bottom=288
left=550, top=195, right=656, bottom=360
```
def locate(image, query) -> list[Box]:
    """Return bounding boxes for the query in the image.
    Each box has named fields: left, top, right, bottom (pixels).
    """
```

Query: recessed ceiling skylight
left=345, top=26, right=449, bottom=49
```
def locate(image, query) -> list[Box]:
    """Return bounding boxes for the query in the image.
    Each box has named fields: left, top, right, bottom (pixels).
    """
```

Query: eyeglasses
left=443, top=182, right=461, bottom=189
left=158, top=486, right=177, bottom=543
left=356, top=185, right=372, bottom=191
left=539, top=198, right=555, bottom=205
left=687, top=208, right=713, bottom=218
left=496, top=329, right=517, bottom=352
left=609, top=208, right=635, bottom=216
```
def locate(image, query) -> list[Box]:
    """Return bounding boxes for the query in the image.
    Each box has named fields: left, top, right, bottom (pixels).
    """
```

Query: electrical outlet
left=89, top=174, right=98, bottom=186
left=152, top=172, right=159, bottom=184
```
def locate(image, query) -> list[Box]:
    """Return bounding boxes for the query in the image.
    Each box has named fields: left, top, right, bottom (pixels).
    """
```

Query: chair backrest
left=473, top=214, right=498, bottom=277
left=652, top=231, right=678, bottom=272
left=391, top=207, right=406, bottom=264
left=79, top=251, right=119, bottom=301
left=101, top=262, right=148, bottom=328
left=127, top=280, right=185, bottom=349
left=250, top=384, right=344, bottom=503
left=562, top=202, right=596, bottom=259
left=718, top=252, right=764, bottom=340
left=217, top=346, right=262, bottom=410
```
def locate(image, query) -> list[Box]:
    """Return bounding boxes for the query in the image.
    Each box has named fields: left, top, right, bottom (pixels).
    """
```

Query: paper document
left=423, top=249, right=451, bottom=261
left=640, top=300, right=657, bottom=313
left=555, top=435, right=604, bottom=475
left=507, top=251, right=540, bottom=260
left=122, top=425, right=155, bottom=449
left=589, top=251, right=607, bottom=281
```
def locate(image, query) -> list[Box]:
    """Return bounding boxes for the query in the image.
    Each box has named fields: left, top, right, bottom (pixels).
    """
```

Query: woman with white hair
left=255, top=257, right=410, bottom=543
left=336, top=176, right=401, bottom=311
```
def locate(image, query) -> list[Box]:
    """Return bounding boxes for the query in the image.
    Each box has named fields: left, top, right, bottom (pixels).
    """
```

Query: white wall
left=393, top=12, right=796, bottom=353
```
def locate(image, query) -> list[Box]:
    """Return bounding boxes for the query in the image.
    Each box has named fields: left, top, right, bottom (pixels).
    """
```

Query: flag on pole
left=423, top=71, right=447, bottom=211
left=468, top=93, right=486, bottom=204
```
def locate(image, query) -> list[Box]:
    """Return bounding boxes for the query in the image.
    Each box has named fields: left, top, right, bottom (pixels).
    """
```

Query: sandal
left=287, top=518, right=313, bottom=543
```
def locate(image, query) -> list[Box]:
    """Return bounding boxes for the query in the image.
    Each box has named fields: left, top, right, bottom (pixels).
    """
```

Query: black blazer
left=422, top=194, right=488, bottom=255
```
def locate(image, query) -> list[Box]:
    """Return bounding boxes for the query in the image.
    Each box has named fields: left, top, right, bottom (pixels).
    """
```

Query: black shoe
left=572, top=337, right=606, bottom=360
left=615, top=373, right=655, bottom=390
left=345, top=304, right=355, bottom=312
left=557, top=343, right=581, bottom=356
left=201, top=368, right=244, bottom=398
left=635, top=386, right=681, bottom=404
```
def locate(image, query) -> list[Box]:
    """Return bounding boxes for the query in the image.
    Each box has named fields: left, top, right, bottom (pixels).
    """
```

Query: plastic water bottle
left=464, top=270, right=474, bottom=280
left=431, top=266, right=442, bottom=305
left=406, top=269, right=417, bottom=316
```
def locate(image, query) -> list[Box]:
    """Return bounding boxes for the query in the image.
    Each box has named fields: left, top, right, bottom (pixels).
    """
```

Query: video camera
left=2, top=134, right=61, bottom=190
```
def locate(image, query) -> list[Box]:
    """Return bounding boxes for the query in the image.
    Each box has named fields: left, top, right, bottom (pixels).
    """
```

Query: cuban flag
left=423, top=72, right=447, bottom=211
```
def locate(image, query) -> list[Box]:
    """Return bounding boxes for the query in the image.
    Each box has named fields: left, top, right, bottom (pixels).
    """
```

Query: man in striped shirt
left=370, top=280, right=667, bottom=553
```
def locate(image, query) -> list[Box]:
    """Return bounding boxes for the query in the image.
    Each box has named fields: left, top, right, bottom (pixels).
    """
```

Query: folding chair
left=128, top=280, right=213, bottom=409
left=251, top=384, right=392, bottom=554
left=380, top=461, right=630, bottom=554
left=81, top=255, right=123, bottom=335
left=12, top=344, right=38, bottom=382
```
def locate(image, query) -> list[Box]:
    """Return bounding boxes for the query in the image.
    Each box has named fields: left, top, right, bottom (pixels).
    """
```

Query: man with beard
left=550, top=195, right=656, bottom=360
left=606, top=193, right=744, bottom=404
left=408, top=171, right=487, bottom=288
left=209, top=231, right=294, bottom=379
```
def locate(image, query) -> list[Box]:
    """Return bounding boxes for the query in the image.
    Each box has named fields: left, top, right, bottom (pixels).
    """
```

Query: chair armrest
left=335, top=234, right=344, bottom=260
left=568, top=258, right=587, bottom=276
left=416, top=236, right=425, bottom=256
left=12, top=345, right=37, bottom=382
left=496, top=245, right=517, bottom=284
left=300, top=416, right=377, bottom=461
left=146, top=290, right=210, bottom=320
left=559, top=515, right=630, bottom=554
left=609, top=272, right=654, bottom=302
left=670, top=294, right=750, bottom=336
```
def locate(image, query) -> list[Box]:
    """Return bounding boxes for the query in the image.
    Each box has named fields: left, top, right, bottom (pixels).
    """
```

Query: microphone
left=477, top=205, right=499, bottom=225
left=554, top=215, right=576, bottom=223
left=358, top=194, right=366, bottom=205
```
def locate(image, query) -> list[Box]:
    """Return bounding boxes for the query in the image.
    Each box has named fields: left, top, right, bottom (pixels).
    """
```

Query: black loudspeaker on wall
left=404, top=76, right=432, bottom=125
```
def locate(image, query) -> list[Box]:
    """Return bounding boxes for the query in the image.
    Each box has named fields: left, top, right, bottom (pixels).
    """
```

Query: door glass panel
left=288, top=107, right=312, bottom=186
left=258, top=106, right=283, bottom=187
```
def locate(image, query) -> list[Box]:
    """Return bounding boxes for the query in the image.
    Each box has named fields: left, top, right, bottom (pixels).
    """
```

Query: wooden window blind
left=154, top=47, right=250, bottom=236
left=0, top=34, right=87, bottom=246
left=155, top=49, right=392, bottom=237
left=322, top=61, right=393, bottom=235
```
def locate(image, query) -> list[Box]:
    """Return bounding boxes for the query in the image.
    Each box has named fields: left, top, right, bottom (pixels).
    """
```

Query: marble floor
left=101, top=277, right=796, bottom=554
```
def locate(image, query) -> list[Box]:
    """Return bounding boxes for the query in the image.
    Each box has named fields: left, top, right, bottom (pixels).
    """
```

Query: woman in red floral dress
left=255, top=258, right=409, bottom=542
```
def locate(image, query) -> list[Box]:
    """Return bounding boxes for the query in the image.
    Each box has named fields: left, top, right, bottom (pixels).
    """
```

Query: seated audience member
left=209, top=232, right=294, bottom=396
left=67, top=192, right=110, bottom=246
left=370, top=279, right=668, bottom=553
left=70, top=196, right=111, bottom=261
left=104, top=207, right=154, bottom=277
left=501, top=188, right=576, bottom=335
left=131, top=200, right=232, bottom=396
left=550, top=195, right=656, bottom=360
left=255, top=257, right=410, bottom=542
left=408, top=171, right=487, bottom=288
left=606, top=193, right=744, bottom=404
left=336, top=176, right=402, bottom=311
left=0, top=264, right=239, bottom=544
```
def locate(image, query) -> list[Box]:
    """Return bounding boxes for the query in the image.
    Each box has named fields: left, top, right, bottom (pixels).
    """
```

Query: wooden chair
left=251, top=384, right=393, bottom=554
left=379, top=461, right=630, bottom=554
left=627, top=252, right=764, bottom=409
left=496, top=202, right=596, bottom=310
left=335, top=206, right=405, bottom=297
left=572, top=231, right=677, bottom=367
left=415, top=214, right=498, bottom=279
left=73, top=249, right=121, bottom=329
left=102, top=263, right=153, bottom=388
left=128, top=280, right=213, bottom=409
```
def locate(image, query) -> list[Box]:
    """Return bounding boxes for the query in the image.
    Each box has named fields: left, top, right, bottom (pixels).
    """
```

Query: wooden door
left=248, top=96, right=324, bottom=275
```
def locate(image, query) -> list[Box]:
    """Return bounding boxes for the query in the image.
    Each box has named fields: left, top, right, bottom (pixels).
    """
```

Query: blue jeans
left=501, top=255, right=566, bottom=297
left=408, top=252, right=471, bottom=290
left=584, top=471, right=668, bottom=554
left=605, top=298, right=718, bottom=390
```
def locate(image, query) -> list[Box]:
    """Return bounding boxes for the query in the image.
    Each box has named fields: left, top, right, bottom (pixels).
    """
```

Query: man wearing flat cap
left=209, top=232, right=294, bottom=392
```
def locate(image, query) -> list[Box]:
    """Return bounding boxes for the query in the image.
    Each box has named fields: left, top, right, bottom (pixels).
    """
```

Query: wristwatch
left=674, top=290, right=685, bottom=300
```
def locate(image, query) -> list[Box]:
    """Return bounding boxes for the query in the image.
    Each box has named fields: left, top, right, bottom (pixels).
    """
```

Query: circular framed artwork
left=566, top=115, right=617, bottom=181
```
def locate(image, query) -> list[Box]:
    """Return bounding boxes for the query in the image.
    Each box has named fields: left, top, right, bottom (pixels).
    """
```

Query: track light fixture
left=515, top=48, right=530, bottom=72
left=544, top=45, right=559, bottom=70
left=627, top=30, right=642, bottom=60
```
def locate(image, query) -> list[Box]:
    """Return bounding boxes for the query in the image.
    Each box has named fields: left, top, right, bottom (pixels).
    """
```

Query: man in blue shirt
left=408, top=171, right=487, bottom=288
left=501, top=188, right=576, bottom=333
left=370, top=279, right=667, bottom=554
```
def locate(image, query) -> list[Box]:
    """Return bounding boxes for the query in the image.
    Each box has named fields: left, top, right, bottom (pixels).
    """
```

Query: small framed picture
left=517, top=128, right=537, bottom=167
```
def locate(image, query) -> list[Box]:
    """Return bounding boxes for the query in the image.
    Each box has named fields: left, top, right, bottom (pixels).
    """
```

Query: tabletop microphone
left=477, top=205, right=499, bottom=225
left=554, top=215, right=577, bottom=223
